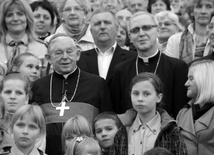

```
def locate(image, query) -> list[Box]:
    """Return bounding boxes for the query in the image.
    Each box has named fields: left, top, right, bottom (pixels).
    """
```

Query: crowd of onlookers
left=0, top=0, right=214, bottom=155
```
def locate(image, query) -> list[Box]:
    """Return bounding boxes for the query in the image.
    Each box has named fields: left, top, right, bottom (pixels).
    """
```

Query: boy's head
left=93, top=112, right=122, bottom=150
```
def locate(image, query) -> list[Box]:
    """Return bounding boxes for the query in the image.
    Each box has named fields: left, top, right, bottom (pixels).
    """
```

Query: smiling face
left=48, top=37, right=80, bottom=75
left=129, top=14, right=158, bottom=55
left=62, top=0, right=86, bottom=27
left=1, top=79, right=28, bottom=113
left=94, top=118, right=118, bottom=150
left=12, top=114, right=41, bottom=151
left=185, top=69, right=198, bottom=99
left=194, top=0, right=214, bottom=26
left=157, top=16, right=178, bottom=40
left=5, top=5, right=27, bottom=35
left=151, top=0, right=167, bottom=15
left=33, top=7, right=52, bottom=36
left=90, top=12, right=118, bottom=46
left=18, top=56, right=40, bottom=82
left=131, top=80, right=162, bottom=116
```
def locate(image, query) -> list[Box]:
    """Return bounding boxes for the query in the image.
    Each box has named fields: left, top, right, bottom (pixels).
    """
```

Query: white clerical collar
left=55, top=66, right=77, bottom=79
left=138, top=50, right=159, bottom=63
left=95, top=42, right=117, bottom=55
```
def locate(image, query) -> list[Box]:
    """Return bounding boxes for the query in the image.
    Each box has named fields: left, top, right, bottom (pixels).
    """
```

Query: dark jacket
left=118, top=109, right=188, bottom=155
left=77, top=44, right=137, bottom=85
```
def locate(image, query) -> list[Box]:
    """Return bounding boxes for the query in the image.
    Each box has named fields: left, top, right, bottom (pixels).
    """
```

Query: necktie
left=7, top=40, right=23, bottom=67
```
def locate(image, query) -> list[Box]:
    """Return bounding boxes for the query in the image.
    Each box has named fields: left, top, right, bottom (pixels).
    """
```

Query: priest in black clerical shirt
left=31, top=34, right=112, bottom=155
left=110, top=12, right=188, bottom=118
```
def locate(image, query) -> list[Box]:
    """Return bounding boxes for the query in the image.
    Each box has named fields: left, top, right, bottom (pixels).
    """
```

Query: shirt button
left=140, top=141, right=142, bottom=144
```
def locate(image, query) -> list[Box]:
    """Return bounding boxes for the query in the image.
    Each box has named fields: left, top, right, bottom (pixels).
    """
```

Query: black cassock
left=31, top=68, right=112, bottom=155
left=110, top=51, right=189, bottom=118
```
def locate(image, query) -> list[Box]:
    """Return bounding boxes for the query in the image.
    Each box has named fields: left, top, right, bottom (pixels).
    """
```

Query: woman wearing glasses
left=47, top=0, right=94, bottom=51
left=165, top=0, right=214, bottom=63
left=155, top=11, right=184, bottom=52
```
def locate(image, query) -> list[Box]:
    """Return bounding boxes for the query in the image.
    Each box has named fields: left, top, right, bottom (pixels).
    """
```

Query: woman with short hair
left=177, top=60, right=214, bottom=155
left=155, top=10, right=184, bottom=52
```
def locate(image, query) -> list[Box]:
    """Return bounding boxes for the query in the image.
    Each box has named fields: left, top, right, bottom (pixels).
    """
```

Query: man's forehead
left=92, top=12, right=114, bottom=21
left=130, top=14, right=155, bottom=26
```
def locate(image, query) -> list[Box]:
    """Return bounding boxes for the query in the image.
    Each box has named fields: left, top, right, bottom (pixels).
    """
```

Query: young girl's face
left=1, top=79, right=28, bottom=113
left=18, top=56, right=40, bottom=82
left=94, top=118, right=118, bottom=149
left=65, top=134, right=77, bottom=149
left=12, top=114, right=41, bottom=151
left=131, top=80, right=162, bottom=115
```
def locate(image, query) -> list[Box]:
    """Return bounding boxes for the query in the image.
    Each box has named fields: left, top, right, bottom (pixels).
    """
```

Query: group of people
left=0, top=0, right=214, bottom=155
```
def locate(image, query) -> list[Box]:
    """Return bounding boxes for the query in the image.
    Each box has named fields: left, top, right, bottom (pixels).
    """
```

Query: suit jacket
left=77, top=44, right=137, bottom=85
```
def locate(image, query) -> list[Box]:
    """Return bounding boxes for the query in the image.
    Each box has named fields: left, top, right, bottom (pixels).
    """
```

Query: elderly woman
left=147, top=0, right=171, bottom=15
left=30, top=0, right=55, bottom=40
left=0, top=0, right=47, bottom=70
left=155, top=11, right=184, bottom=52
left=177, top=60, right=214, bottom=155
left=165, top=0, right=214, bottom=63
left=50, top=0, right=94, bottom=51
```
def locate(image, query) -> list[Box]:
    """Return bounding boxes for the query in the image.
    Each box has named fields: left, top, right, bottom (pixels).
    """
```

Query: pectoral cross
left=56, top=101, right=70, bottom=116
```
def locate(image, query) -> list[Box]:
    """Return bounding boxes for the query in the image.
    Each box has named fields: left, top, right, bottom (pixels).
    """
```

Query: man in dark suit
left=110, top=12, right=188, bottom=118
left=77, top=9, right=136, bottom=85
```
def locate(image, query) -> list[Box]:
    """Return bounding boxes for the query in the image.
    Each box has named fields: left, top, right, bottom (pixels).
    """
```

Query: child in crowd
left=0, top=73, right=31, bottom=129
left=10, top=53, right=41, bottom=82
left=119, top=72, right=187, bottom=155
left=0, top=60, right=7, bottom=83
left=93, top=112, right=128, bottom=155
left=65, top=135, right=101, bottom=155
left=61, top=115, right=93, bottom=154
left=144, top=147, right=173, bottom=155
left=0, top=104, right=46, bottom=155
left=0, top=73, right=46, bottom=152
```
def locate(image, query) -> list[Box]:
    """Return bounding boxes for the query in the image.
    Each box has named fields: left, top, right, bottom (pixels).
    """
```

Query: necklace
left=49, top=67, right=81, bottom=108
left=136, top=52, right=161, bottom=75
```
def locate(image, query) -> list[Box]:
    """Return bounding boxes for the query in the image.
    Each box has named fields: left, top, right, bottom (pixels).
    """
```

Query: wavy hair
left=0, top=0, right=36, bottom=43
